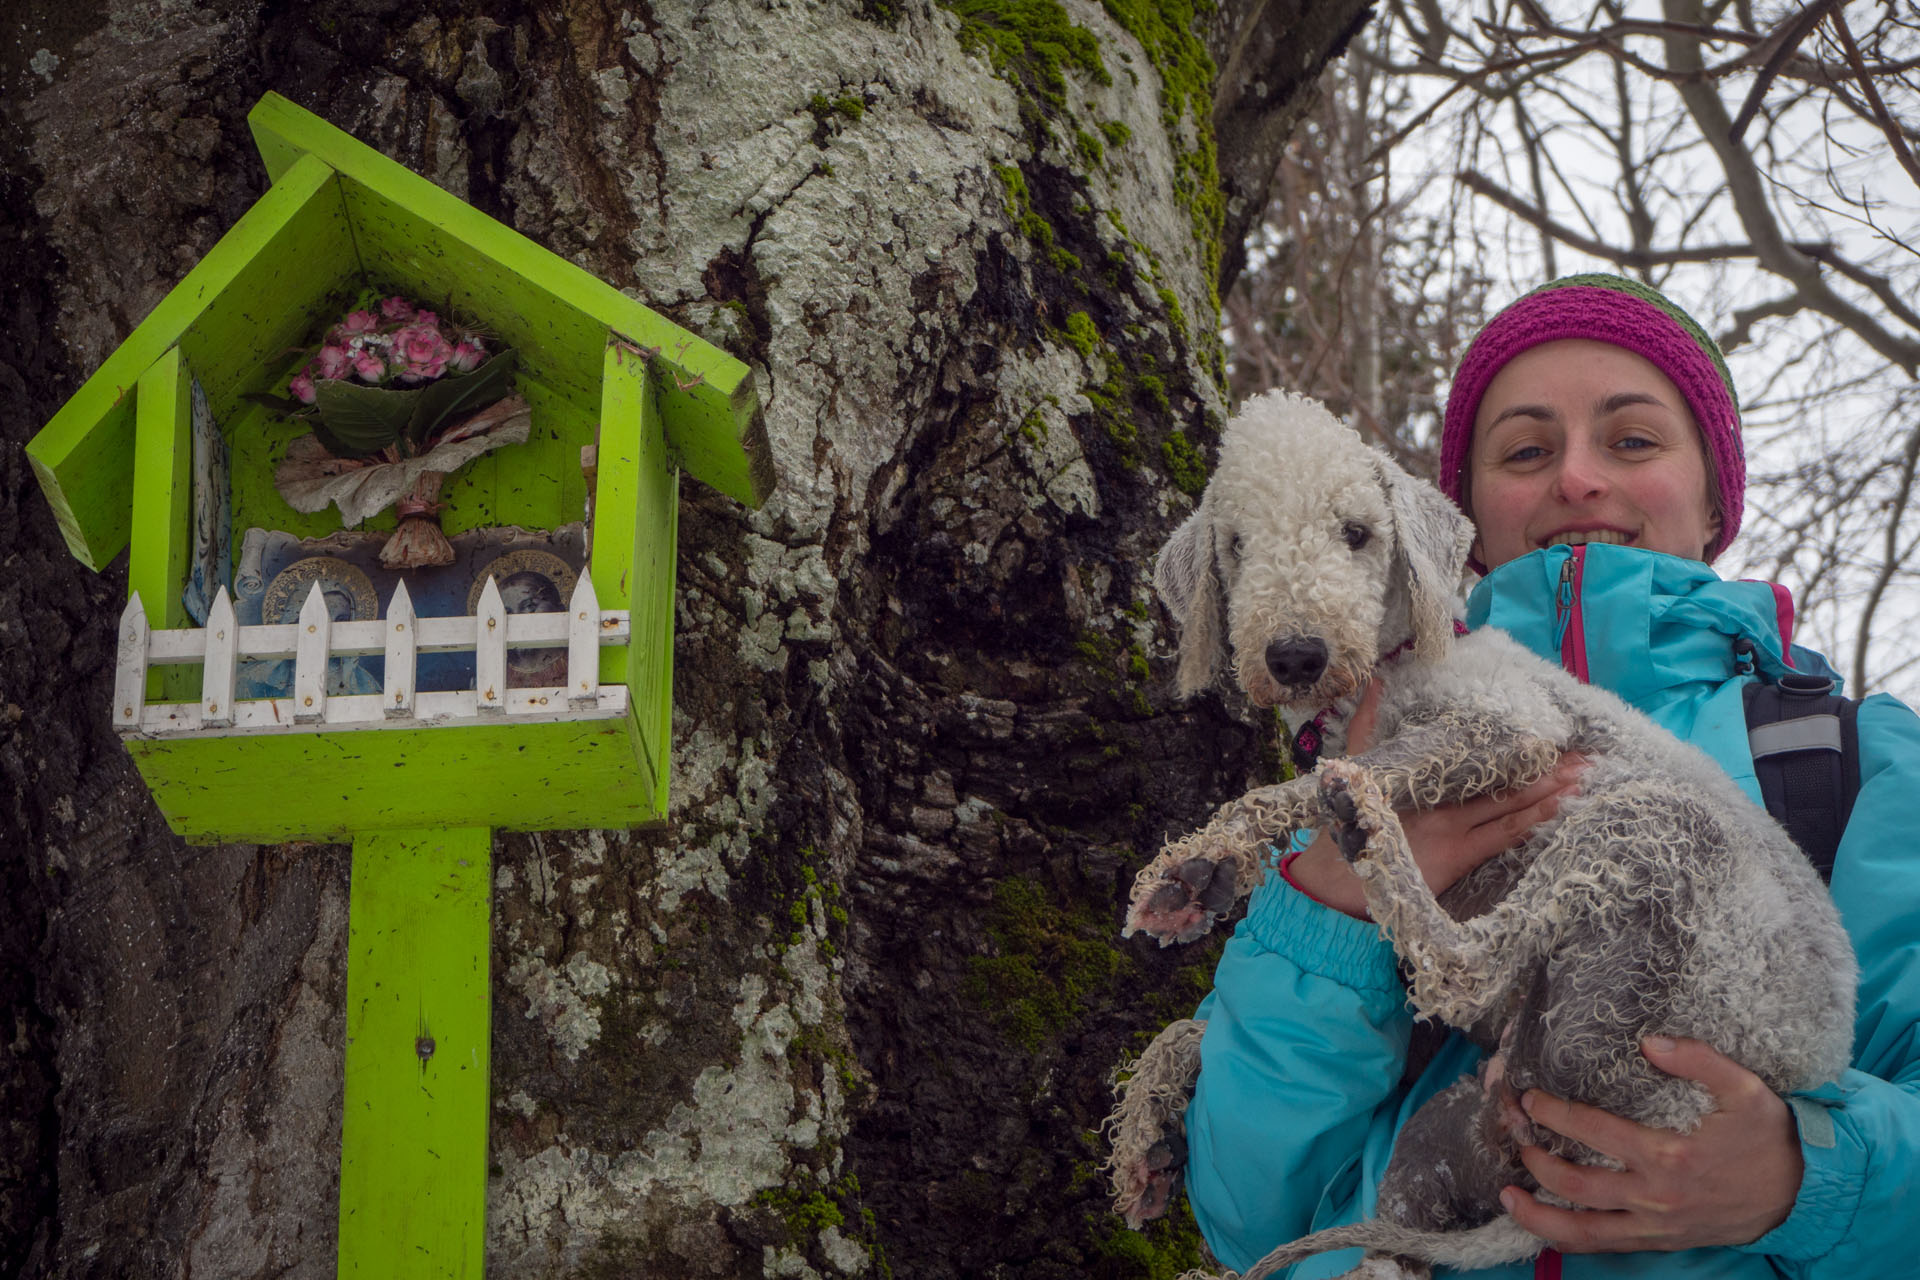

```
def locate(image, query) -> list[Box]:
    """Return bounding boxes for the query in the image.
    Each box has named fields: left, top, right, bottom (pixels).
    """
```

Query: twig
left=1728, top=0, right=1839, bottom=145
left=1454, top=169, right=1832, bottom=267
left=1828, top=5, right=1920, bottom=191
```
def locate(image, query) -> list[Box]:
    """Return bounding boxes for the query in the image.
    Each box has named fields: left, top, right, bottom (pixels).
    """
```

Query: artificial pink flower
left=289, top=372, right=317, bottom=404
left=340, top=309, right=379, bottom=335
left=380, top=296, right=416, bottom=322
left=314, top=343, right=352, bottom=380
left=353, top=350, right=386, bottom=382
left=449, top=340, right=485, bottom=373
left=411, top=310, right=439, bottom=330
left=393, top=323, right=454, bottom=376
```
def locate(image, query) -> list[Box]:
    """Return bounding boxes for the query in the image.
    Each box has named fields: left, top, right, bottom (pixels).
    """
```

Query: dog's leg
left=1103, top=1018, right=1206, bottom=1228
left=1318, top=761, right=1556, bottom=1028
left=1124, top=777, right=1319, bottom=944
left=1346, top=713, right=1563, bottom=812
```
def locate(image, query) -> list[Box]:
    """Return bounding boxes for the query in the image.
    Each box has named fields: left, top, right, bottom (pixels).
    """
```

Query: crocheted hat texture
left=1439, top=273, right=1743, bottom=560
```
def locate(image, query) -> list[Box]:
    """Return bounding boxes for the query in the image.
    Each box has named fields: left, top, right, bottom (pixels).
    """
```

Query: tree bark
left=0, top=1, right=1366, bottom=1275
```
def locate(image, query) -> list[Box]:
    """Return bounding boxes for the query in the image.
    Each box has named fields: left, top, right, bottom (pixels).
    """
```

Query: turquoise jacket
left=1184, top=544, right=1920, bottom=1278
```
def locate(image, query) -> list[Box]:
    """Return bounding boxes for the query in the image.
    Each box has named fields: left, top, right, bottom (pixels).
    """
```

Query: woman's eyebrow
left=1595, top=390, right=1669, bottom=415
left=1487, top=403, right=1556, bottom=427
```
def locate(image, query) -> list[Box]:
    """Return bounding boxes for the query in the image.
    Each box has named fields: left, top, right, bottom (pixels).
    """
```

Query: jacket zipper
left=1553, top=547, right=1589, bottom=682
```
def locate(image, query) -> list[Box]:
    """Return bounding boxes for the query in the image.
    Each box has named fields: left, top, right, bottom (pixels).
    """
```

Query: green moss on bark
left=963, top=877, right=1136, bottom=1052
left=946, top=0, right=1111, bottom=108
left=1161, top=429, right=1207, bottom=495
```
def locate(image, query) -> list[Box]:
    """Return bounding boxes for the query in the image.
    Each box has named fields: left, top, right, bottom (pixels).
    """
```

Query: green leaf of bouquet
left=244, top=391, right=308, bottom=416
left=313, top=378, right=417, bottom=458
left=406, top=349, right=519, bottom=449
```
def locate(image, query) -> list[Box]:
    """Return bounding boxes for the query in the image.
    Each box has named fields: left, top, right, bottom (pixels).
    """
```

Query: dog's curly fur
left=1104, top=390, right=1858, bottom=1280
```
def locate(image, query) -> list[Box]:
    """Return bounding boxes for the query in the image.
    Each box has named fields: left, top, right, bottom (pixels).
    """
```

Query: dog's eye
left=1342, top=522, right=1372, bottom=551
left=1229, top=533, right=1245, bottom=562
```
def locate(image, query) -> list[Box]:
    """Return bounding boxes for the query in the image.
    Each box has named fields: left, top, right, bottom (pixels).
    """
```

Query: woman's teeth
left=1545, top=530, right=1631, bottom=547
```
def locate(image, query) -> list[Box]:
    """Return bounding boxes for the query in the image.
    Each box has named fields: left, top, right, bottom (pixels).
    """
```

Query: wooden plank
left=474, top=578, right=505, bottom=714
left=130, top=685, right=628, bottom=737
left=113, top=594, right=150, bottom=731
left=246, top=93, right=771, bottom=508
left=566, top=575, right=600, bottom=708
left=142, top=611, right=629, bottom=665
left=201, top=588, right=238, bottom=729
left=294, top=582, right=332, bottom=724
left=587, top=347, right=653, bottom=805
left=128, top=348, right=199, bottom=704
left=27, top=154, right=355, bottom=570
left=128, top=348, right=193, bottom=628
left=384, top=580, right=418, bottom=719
left=338, top=825, right=490, bottom=1280
left=599, top=352, right=678, bottom=816
left=122, top=709, right=657, bottom=843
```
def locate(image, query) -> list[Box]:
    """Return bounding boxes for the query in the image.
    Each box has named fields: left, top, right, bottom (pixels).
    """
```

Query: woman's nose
left=1551, top=439, right=1608, bottom=502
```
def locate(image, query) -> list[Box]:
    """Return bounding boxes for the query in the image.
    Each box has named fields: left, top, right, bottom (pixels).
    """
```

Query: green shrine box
left=28, top=92, right=771, bottom=843
left=27, top=93, right=774, bottom=1277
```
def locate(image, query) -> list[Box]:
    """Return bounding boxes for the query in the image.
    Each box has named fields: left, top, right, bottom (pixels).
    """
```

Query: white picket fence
left=114, top=575, right=632, bottom=738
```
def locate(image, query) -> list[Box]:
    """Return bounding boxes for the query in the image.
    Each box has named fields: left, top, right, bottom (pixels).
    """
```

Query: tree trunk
left=0, top=1, right=1365, bottom=1275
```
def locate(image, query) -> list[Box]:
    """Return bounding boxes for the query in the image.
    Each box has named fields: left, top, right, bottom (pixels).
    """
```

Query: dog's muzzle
left=1265, top=635, right=1329, bottom=690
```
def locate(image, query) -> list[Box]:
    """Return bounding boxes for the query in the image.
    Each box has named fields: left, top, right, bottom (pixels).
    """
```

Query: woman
left=1183, top=275, right=1920, bottom=1277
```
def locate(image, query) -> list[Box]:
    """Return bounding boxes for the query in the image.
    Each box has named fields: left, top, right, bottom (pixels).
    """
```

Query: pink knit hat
left=1439, top=274, right=1744, bottom=561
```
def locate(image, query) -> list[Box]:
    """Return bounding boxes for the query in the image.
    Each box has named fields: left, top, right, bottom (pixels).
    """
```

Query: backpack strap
left=1743, top=672, right=1861, bottom=882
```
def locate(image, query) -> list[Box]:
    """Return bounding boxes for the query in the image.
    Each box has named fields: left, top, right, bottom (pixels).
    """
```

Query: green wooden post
left=338, top=827, right=493, bottom=1278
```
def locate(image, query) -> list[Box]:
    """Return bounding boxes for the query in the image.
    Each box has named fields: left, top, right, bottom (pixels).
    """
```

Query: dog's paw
left=1125, top=856, right=1238, bottom=944
left=1114, top=1127, right=1188, bottom=1229
left=1318, top=765, right=1377, bottom=865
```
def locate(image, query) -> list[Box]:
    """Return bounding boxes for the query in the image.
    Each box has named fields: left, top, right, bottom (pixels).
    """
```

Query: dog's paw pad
left=1174, top=856, right=1237, bottom=915
left=1129, top=857, right=1236, bottom=944
left=1121, top=1129, right=1188, bottom=1226
left=1319, top=774, right=1373, bottom=863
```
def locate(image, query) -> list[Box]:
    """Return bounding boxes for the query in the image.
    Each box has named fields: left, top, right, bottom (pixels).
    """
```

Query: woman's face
left=1466, top=339, right=1721, bottom=570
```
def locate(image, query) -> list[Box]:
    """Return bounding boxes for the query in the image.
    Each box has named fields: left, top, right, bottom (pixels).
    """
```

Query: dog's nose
left=1265, top=636, right=1328, bottom=687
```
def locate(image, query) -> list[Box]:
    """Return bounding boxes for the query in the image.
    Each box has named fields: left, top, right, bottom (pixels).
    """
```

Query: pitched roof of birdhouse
left=28, top=91, right=773, bottom=573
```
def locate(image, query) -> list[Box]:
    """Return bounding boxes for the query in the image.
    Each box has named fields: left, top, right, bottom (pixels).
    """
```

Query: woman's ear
left=1376, top=454, right=1474, bottom=659
left=1154, top=497, right=1226, bottom=698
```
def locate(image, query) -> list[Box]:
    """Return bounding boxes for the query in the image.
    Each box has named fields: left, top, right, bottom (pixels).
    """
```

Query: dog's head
left=1154, top=391, right=1474, bottom=709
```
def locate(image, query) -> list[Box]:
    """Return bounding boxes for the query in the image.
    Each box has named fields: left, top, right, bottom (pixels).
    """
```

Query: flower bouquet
left=261, top=295, right=530, bottom=569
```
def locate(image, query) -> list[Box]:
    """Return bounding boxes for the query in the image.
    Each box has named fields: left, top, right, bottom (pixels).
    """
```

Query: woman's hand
left=1285, top=677, right=1587, bottom=919
left=1500, top=1036, right=1804, bottom=1251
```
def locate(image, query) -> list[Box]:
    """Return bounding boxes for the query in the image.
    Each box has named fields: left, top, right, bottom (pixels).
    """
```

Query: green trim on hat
left=1526, top=274, right=1739, bottom=413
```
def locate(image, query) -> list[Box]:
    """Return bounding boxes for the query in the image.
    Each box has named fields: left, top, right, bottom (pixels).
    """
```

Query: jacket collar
left=1464, top=545, right=1838, bottom=716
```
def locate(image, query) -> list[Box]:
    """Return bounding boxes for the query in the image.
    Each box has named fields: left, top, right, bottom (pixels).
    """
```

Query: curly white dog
left=1104, top=390, right=1856, bottom=1280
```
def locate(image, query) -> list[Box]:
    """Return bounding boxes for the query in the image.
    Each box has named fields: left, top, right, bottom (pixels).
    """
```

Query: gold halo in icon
left=262, top=556, right=378, bottom=625
left=467, top=550, right=578, bottom=616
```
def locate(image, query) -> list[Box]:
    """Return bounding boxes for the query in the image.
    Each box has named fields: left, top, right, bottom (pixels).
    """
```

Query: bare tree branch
left=1662, top=0, right=1920, bottom=374
left=1829, top=5, right=1920, bottom=190
left=1454, top=169, right=1833, bottom=267
left=1728, top=0, right=1840, bottom=145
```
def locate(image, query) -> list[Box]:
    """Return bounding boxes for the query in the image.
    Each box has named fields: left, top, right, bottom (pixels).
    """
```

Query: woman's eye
left=1505, top=444, right=1547, bottom=463
left=1616, top=434, right=1657, bottom=451
left=1341, top=522, right=1371, bottom=551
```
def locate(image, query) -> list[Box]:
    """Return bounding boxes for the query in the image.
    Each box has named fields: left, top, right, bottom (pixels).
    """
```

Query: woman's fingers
left=1454, top=753, right=1587, bottom=847
left=1397, top=753, right=1586, bottom=891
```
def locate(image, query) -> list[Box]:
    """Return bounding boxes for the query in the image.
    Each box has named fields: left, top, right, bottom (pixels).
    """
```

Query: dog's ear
left=1154, top=498, right=1226, bottom=698
left=1376, top=453, right=1474, bottom=660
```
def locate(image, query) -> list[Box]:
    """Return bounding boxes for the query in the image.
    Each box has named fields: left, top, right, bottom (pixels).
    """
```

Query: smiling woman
left=1438, top=273, right=1747, bottom=572
left=1464, top=338, right=1722, bottom=570
left=1178, top=272, right=1920, bottom=1280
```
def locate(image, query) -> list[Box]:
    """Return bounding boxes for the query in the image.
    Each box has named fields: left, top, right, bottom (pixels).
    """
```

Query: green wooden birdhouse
left=27, top=93, right=774, bottom=1277
left=30, top=91, right=771, bottom=843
